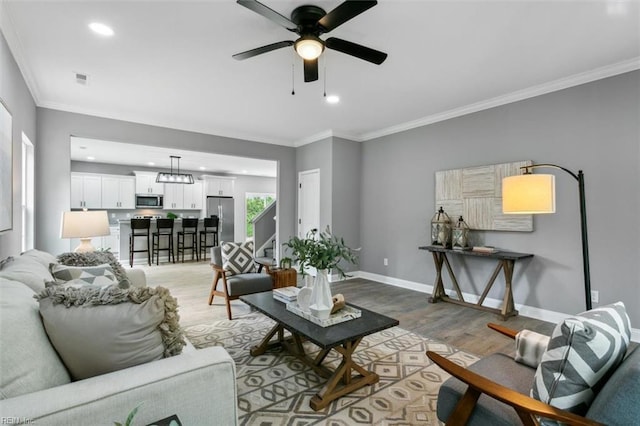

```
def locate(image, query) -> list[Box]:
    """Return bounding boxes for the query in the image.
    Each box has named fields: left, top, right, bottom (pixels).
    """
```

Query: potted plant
left=284, top=227, right=358, bottom=318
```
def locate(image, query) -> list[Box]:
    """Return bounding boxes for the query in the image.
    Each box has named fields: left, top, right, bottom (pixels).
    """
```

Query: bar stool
left=129, top=218, right=151, bottom=267
left=152, top=218, right=175, bottom=265
left=177, top=218, right=199, bottom=262
left=199, top=216, right=219, bottom=261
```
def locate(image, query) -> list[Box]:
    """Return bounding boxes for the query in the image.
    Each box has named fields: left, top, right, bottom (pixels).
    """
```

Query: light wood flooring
left=137, top=260, right=555, bottom=358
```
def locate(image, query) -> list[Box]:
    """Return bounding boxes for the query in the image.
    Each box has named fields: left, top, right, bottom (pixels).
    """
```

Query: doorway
left=297, top=169, right=320, bottom=238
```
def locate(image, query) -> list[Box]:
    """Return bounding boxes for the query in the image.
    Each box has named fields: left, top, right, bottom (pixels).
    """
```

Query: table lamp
left=60, top=210, right=110, bottom=252
left=502, top=163, right=591, bottom=310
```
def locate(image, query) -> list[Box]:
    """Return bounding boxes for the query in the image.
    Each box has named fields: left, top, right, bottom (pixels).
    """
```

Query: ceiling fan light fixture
left=295, top=36, right=324, bottom=60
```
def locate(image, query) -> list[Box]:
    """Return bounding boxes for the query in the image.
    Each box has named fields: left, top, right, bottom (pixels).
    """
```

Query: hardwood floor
left=138, top=261, right=554, bottom=358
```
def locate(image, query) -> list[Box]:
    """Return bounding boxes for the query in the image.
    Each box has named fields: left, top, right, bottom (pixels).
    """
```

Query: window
left=246, top=193, right=275, bottom=239
left=21, top=133, right=34, bottom=251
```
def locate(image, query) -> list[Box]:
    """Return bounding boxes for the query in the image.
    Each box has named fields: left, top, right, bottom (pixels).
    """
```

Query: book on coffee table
left=273, top=286, right=300, bottom=303
left=286, top=302, right=361, bottom=327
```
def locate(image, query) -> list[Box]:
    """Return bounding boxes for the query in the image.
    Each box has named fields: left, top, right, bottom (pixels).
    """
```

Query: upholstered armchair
left=208, top=245, right=273, bottom=320
left=427, top=302, right=639, bottom=426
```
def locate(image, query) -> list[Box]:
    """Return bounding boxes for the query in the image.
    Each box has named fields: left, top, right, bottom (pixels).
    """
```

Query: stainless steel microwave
left=135, top=194, right=164, bottom=209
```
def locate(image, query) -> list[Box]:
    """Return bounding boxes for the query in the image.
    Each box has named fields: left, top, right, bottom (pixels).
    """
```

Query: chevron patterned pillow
left=531, top=302, right=631, bottom=419
left=221, top=241, right=255, bottom=275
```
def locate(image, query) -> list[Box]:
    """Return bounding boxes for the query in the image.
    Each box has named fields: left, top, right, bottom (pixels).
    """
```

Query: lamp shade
left=61, top=210, right=110, bottom=252
left=502, top=174, right=556, bottom=214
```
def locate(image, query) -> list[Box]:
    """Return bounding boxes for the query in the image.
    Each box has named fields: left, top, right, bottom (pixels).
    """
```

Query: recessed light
left=88, top=22, right=114, bottom=37
left=199, top=166, right=206, bottom=170
left=326, top=95, right=340, bottom=104
left=148, top=162, right=155, bottom=166
left=242, top=170, right=248, bottom=174
left=87, top=156, right=95, bottom=161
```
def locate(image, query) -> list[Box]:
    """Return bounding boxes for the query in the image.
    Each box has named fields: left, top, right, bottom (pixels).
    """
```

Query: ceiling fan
left=233, top=0, right=388, bottom=82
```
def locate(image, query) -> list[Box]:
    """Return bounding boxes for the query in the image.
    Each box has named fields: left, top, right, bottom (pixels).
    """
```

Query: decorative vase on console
left=308, top=269, right=332, bottom=319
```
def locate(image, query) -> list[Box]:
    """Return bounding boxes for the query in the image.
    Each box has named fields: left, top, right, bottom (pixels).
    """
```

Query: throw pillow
left=50, top=263, right=117, bottom=288
left=531, top=301, right=631, bottom=417
left=514, top=329, right=550, bottom=368
left=221, top=241, right=255, bottom=275
left=0, top=278, right=71, bottom=399
left=35, top=285, right=185, bottom=380
left=57, top=251, right=131, bottom=288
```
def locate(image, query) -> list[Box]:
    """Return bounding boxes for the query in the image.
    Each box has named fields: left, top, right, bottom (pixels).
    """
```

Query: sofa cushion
left=586, top=346, right=640, bottom=424
left=438, top=353, right=534, bottom=426
left=221, top=241, right=255, bottom=275
left=36, top=285, right=185, bottom=380
left=0, top=278, right=71, bottom=399
left=19, top=249, right=58, bottom=268
left=50, top=263, right=117, bottom=288
left=57, top=251, right=130, bottom=288
left=0, top=257, right=53, bottom=293
left=531, top=301, right=630, bottom=416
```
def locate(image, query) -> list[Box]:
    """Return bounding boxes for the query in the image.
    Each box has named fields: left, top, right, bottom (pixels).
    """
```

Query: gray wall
left=360, top=70, right=640, bottom=325
left=0, top=31, right=36, bottom=258
left=295, top=137, right=333, bottom=233
left=36, top=108, right=296, bottom=256
left=295, top=136, right=362, bottom=273
left=331, top=137, right=362, bottom=273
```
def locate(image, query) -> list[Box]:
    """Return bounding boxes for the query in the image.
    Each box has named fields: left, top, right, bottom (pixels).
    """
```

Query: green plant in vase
left=284, top=226, right=358, bottom=318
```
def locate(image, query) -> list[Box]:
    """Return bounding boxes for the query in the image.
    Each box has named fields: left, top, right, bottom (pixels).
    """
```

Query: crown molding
left=359, top=57, right=640, bottom=141
left=0, top=2, right=42, bottom=104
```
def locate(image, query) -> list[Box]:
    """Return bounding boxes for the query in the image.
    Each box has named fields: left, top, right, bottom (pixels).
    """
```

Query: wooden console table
left=418, top=246, right=533, bottom=320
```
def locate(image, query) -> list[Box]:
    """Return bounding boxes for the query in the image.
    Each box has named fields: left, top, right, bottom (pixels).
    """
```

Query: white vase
left=297, top=275, right=314, bottom=313
left=308, top=269, right=332, bottom=319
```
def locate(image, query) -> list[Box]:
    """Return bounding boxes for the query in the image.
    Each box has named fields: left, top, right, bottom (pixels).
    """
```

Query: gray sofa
left=0, top=249, right=238, bottom=425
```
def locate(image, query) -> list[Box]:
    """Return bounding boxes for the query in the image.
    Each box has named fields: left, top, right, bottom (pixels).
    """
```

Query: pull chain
left=323, top=54, right=327, bottom=98
left=291, top=55, right=295, bottom=95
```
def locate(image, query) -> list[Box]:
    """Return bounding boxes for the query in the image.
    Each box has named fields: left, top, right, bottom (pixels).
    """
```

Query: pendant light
left=156, top=156, right=194, bottom=184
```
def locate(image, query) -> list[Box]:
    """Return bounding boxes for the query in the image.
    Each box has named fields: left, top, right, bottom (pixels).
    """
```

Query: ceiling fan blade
left=317, top=0, right=377, bottom=33
left=237, top=0, right=297, bottom=31
left=304, top=58, right=319, bottom=82
left=232, top=40, right=294, bottom=60
left=325, top=37, right=387, bottom=65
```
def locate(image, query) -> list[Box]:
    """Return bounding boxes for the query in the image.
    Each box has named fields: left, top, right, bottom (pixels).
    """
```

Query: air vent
left=74, top=72, right=89, bottom=86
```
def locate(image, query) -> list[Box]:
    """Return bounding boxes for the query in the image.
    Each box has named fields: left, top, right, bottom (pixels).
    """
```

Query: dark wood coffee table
left=240, top=291, right=399, bottom=411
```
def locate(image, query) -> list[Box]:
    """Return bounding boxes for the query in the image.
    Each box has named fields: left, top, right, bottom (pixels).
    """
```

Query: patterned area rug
left=184, top=313, right=479, bottom=425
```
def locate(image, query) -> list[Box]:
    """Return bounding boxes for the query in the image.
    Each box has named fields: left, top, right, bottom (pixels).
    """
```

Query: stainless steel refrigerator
left=206, top=196, right=234, bottom=243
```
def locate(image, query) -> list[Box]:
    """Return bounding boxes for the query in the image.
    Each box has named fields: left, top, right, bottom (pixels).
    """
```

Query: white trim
left=360, top=58, right=640, bottom=141
left=353, top=270, right=640, bottom=343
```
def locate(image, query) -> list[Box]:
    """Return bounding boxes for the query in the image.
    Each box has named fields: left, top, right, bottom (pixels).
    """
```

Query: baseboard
left=354, top=271, right=640, bottom=343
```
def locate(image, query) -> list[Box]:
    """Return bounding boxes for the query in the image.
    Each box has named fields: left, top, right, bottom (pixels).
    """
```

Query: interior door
left=298, top=169, right=320, bottom=238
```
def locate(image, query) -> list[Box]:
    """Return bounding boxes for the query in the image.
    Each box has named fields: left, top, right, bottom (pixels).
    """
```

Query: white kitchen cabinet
left=71, top=173, right=102, bottom=209
left=134, top=171, right=164, bottom=195
left=164, top=181, right=203, bottom=210
left=102, top=176, right=135, bottom=209
left=204, top=176, right=235, bottom=197
left=163, top=184, right=185, bottom=210
left=104, top=226, right=120, bottom=254
left=183, top=181, right=203, bottom=210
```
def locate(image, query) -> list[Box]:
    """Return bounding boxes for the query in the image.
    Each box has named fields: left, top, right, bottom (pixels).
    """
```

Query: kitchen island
left=119, top=218, right=208, bottom=264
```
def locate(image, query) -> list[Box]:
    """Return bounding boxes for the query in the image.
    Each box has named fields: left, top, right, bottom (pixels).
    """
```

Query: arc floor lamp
left=502, top=164, right=592, bottom=311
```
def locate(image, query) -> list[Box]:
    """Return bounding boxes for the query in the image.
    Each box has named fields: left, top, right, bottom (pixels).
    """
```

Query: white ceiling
left=1, top=0, right=639, bottom=148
